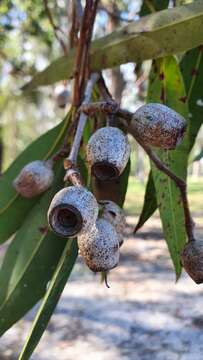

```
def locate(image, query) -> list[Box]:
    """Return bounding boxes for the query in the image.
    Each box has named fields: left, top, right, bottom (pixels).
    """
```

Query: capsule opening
left=49, top=204, right=83, bottom=237
left=92, top=161, right=119, bottom=181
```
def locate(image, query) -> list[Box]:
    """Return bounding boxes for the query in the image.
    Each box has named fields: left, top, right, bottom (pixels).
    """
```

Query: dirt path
left=1, top=215, right=203, bottom=360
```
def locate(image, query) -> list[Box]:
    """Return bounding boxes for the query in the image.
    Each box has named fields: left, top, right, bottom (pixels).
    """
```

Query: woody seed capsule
left=86, top=126, right=130, bottom=181
left=181, top=240, right=203, bottom=284
left=78, top=218, right=120, bottom=272
left=132, top=103, right=186, bottom=149
left=47, top=186, right=98, bottom=237
left=13, top=160, right=54, bottom=198
left=99, top=200, right=126, bottom=247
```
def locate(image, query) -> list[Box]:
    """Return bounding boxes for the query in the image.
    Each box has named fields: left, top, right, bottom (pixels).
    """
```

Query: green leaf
left=23, top=1, right=203, bottom=91
left=120, top=160, right=131, bottom=207
left=180, top=46, right=203, bottom=150
left=0, top=165, right=67, bottom=336
left=134, top=45, right=203, bottom=233
left=0, top=111, right=71, bottom=244
left=19, top=239, right=78, bottom=360
left=147, top=56, right=189, bottom=279
left=134, top=171, right=157, bottom=233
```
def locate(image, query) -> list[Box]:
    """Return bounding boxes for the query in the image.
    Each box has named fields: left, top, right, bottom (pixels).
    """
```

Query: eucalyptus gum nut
left=99, top=200, right=126, bottom=247
left=78, top=218, right=120, bottom=272
left=86, top=126, right=130, bottom=180
left=132, top=103, right=186, bottom=149
left=56, top=89, right=69, bottom=108
left=181, top=240, right=203, bottom=284
left=13, top=160, right=54, bottom=198
left=47, top=186, right=98, bottom=238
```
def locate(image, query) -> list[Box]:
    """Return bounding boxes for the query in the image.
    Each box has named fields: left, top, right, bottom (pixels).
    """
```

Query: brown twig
left=56, top=0, right=98, bottom=186
left=135, top=137, right=195, bottom=243
left=78, top=97, right=195, bottom=242
left=68, top=0, right=83, bottom=48
left=79, top=0, right=99, bottom=99
left=69, top=73, right=99, bottom=163
left=72, top=0, right=99, bottom=106
left=64, top=73, right=99, bottom=184
left=43, top=0, right=67, bottom=53
left=79, top=100, right=132, bottom=123
left=97, top=74, right=114, bottom=101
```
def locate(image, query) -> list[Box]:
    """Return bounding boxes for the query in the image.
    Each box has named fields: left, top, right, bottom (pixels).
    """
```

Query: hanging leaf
left=23, top=1, right=203, bottom=91
left=180, top=46, right=203, bottom=150
left=134, top=171, right=157, bottom=233
left=0, top=153, right=87, bottom=336
left=0, top=111, right=71, bottom=244
left=0, top=165, right=67, bottom=335
left=19, top=239, right=78, bottom=360
left=147, top=56, right=189, bottom=279
left=134, top=45, right=203, bottom=232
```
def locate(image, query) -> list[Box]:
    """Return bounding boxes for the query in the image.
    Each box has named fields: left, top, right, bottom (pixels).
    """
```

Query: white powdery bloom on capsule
left=47, top=186, right=98, bottom=238
left=78, top=218, right=120, bottom=272
left=132, top=103, right=186, bottom=149
left=99, top=200, right=126, bottom=247
left=86, top=126, right=130, bottom=181
left=13, top=160, right=54, bottom=198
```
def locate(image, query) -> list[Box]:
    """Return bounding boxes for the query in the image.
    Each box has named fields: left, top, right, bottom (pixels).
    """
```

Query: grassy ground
left=124, top=176, right=203, bottom=216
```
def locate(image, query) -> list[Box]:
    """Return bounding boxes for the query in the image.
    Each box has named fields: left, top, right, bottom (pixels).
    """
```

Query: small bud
left=181, top=240, right=203, bottom=284
left=99, top=200, right=126, bottom=247
left=13, top=160, right=54, bottom=198
left=56, top=89, right=69, bottom=108
left=132, top=103, right=186, bottom=149
left=86, top=126, right=130, bottom=181
left=78, top=218, right=120, bottom=272
left=47, top=186, right=98, bottom=237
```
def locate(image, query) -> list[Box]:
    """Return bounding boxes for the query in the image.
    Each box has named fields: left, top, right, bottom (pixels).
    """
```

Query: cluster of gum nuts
left=14, top=103, right=201, bottom=281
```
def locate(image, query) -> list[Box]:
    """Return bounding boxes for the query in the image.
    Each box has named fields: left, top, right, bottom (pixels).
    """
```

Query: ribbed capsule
left=181, top=240, right=203, bottom=284
left=47, top=186, right=98, bottom=238
left=78, top=218, right=120, bottom=272
left=99, top=200, right=126, bottom=247
left=13, top=160, right=54, bottom=198
left=132, top=103, right=186, bottom=149
left=86, top=126, right=130, bottom=181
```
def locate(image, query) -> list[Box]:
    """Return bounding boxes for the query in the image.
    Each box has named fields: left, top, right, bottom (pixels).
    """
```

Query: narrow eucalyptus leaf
left=0, top=165, right=66, bottom=335
left=19, top=240, right=78, bottom=360
left=147, top=56, right=189, bottom=279
left=23, top=1, right=203, bottom=91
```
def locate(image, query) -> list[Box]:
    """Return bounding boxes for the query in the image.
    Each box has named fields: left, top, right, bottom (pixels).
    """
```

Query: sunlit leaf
left=134, top=45, right=203, bottom=235
left=147, top=56, right=189, bottom=279
left=23, top=1, right=203, bottom=91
